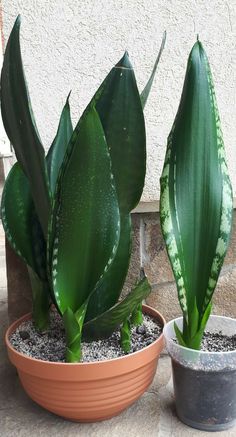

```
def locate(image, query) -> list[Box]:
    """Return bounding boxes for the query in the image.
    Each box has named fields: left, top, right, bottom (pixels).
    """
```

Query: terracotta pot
left=5, top=304, right=165, bottom=422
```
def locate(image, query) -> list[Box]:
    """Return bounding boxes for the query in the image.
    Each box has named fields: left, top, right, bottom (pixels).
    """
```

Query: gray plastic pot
left=163, top=315, right=236, bottom=432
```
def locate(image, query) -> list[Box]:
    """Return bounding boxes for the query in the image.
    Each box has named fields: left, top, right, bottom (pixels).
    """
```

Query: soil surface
left=9, top=310, right=163, bottom=362
left=173, top=331, right=236, bottom=353
left=201, top=331, right=236, bottom=352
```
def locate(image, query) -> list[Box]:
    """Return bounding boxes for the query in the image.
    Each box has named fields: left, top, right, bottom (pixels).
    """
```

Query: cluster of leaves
left=160, top=41, right=233, bottom=350
left=0, top=16, right=166, bottom=362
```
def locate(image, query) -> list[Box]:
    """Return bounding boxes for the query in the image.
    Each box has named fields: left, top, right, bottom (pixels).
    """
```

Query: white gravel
left=10, top=310, right=163, bottom=363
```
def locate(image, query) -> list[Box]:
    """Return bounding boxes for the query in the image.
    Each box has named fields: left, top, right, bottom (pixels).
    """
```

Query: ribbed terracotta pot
left=5, top=304, right=165, bottom=422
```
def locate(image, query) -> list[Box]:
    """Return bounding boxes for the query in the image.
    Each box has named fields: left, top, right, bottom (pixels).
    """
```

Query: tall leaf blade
left=95, top=52, right=146, bottom=214
left=0, top=16, right=51, bottom=236
left=83, top=277, right=152, bottom=339
left=85, top=214, right=131, bottom=321
left=49, top=105, right=120, bottom=314
left=1, top=163, right=47, bottom=280
left=79, top=52, right=148, bottom=317
left=160, top=41, right=233, bottom=332
left=140, top=31, right=166, bottom=109
left=47, top=93, right=73, bottom=194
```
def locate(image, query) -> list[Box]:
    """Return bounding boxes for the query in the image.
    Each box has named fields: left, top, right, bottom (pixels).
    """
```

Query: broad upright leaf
left=140, top=31, right=166, bottom=109
left=83, top=53, right=146, bottom=319
left=0, top=16, right=50, bottom=236
left=160, top=41, right=233, bottom=348
left=1, top=163, right=50, bottom=330
left=85, top=214, right=131, bottom=321
left=1, top=163, right=47, bottom=280
left=95, top=52, right=146, bottom=214
left=49, top=105, right=120, bottom=314
left=47, top=93, right=73, bottom=194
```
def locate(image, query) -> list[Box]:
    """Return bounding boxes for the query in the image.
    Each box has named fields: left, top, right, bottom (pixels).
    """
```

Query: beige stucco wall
left=2, top=0, right=236, bottom=201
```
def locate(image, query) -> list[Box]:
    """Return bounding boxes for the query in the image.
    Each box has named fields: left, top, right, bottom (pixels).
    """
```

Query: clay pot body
left=5, top=305, right=165, bottom=422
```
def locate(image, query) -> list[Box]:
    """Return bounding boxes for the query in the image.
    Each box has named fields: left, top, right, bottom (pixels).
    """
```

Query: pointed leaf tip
left=66, top=90, right=72, bottom=104
left=115, top=51, right=132, bottom=69
left=14, top=15, right=21, bottom=28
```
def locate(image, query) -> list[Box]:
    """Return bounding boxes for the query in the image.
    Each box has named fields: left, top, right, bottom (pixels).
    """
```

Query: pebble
left=19, top=330, right=30, bottom=340
left=136, top=325, right=146, bottom=335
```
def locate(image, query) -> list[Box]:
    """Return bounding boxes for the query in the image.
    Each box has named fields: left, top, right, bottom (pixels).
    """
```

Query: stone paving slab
left=0, top=222, right=236, bottom=436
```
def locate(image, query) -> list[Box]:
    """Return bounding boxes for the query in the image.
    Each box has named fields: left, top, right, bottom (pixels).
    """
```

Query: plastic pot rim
left=163, top=314, right=236, bottom=356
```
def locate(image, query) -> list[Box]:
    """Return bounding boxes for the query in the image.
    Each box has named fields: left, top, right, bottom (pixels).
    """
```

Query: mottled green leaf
left=47, top=93, right=73, bottom=194
left=49, top=105, right=120, bottom=314
left=83, top=277, right=151, bottom=340
left=0, top=16, right=51, bottom=236
left=160, top=41, right=233, bottom=349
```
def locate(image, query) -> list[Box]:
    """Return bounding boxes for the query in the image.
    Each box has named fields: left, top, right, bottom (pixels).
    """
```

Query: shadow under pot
left=163, top=315, right=236, bottom=432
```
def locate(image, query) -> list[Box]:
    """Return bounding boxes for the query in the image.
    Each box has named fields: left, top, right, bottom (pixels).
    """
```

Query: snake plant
left=1, top=16, right=165, bottom=362
left=160, top=40, right=233, bottom=350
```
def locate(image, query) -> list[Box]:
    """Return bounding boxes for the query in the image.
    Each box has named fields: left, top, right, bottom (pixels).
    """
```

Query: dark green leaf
left=1, top=163, right=47, bottom=280
left=95, top=52, right=146, bottom=213
left=47, top=93, right=73, bottom=194
left=140, top=31, right=166, bottom=109
left=85, top=214, right=131, bottom=321
left=160, top=41, right=233, bottom=349
left=0, top=16, right=51, bottom=236
left=83, top=277, right=152, bottom=340
left=49, top=105, right=120, bottom=314
left=28, top=266, right=50, bottom=331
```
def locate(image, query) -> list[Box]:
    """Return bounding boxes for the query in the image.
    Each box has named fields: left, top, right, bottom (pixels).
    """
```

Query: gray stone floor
left=0, top=225, right=236, bottom=436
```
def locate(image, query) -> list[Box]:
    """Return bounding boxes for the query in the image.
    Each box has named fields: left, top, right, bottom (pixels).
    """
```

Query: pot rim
left=163, top=315, right=236, bottom=356
left=5, top=304, right=165, bottom=366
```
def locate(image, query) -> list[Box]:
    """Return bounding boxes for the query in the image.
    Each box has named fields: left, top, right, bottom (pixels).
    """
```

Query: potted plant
left=2, top=16, right=166, bottom=422
left=160, top=39, right=236, bottom=431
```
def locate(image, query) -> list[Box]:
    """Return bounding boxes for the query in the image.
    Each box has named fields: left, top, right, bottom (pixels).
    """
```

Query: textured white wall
left=2, top=0, right=236, bottom=201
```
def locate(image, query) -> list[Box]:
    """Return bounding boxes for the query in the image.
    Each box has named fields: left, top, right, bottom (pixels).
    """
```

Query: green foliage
left=160, top=41, right=233, bottom=350
left=1, top=163, right=50, bottom=330
left=1, top=16, right=164, bottom=362
left=47, top=93, right=73, bottom=194
left=63, top=300, right=88, bottom=362
left=49, top=105, right=120, bottom=314
left=83, top=277, right=151, bottom=340
left=131, top=303, right=143, bottom=326
left=120, top=319, right=131, bottom=353
left=0, top=16, right=51, bottom=237
left=140, top=31, right=166, bottom=109
left=28, top=266, right=50, bottom=332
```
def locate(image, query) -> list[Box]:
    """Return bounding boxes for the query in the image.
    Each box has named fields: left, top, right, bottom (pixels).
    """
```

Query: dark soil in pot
left=172, top=331, right=236, bottom=431
left=9, top=309, right=163, bottom=362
